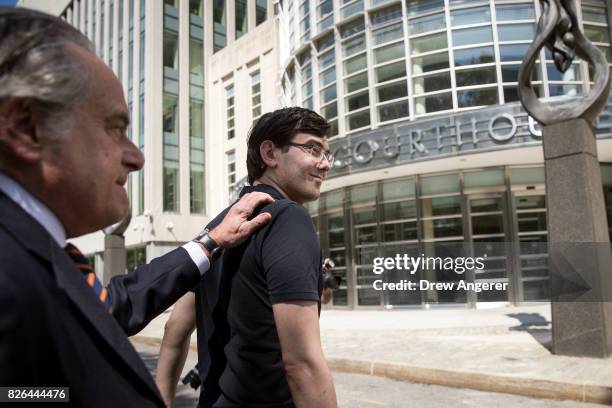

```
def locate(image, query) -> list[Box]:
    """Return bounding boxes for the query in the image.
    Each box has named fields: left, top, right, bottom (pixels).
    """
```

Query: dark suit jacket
left=0, top=192, right=201, bottom=406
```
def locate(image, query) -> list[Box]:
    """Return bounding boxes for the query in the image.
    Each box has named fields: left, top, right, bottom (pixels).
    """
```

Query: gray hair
left=0, top=7, right=95, bottom=140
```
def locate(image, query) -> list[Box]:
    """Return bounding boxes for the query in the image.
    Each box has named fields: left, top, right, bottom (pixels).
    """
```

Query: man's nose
left=318, top=155, right=332, bottom=171
left=124, top=140, right=145, bottom=172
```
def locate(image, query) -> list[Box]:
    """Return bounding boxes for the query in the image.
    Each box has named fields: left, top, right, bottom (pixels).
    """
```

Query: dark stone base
left=103, top=234, right=126, bottom=285
left=543, top=119, right=612, bottom=358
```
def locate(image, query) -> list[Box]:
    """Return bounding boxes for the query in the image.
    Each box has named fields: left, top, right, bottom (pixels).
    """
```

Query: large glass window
left=408, top=3, right=452, bottom=115
left=496, top=3, right=534, bottom=21
left=163, top=30, right=179, bottom=71
left=321, top=189, right=347, bottom=306
left=347, top=109, right=370, bottom=130
left=344, top=53, right=367, bottom=75
left=457, top=87, right=498, bottom=107
left=371, top=3, right=402, bottom=27
left=454, top=46, right=494, bottom=66
left=501, top=63, right=541, bottom=82
left=378, top=80, right=408, bottom=102
left=319, top=49, right=335, bottom=71
left=227, top=150, right=236, bottom=196
left=378, top=99, right=409, bottom=122
left=452, top=26, right=493, bottom=46
left=312, top=165, right=612, bottom=308
left=251, top=70, right=262, bottom=122
left=346, top=91, right=369, bottom=111
left=317, top=32, right=338, bottom=136
left=320, top=66, right=336, bottom=87
left=163, top=94, right=179, bottom=212
left=163, top=93, right=179, bottom=134
left=373, top=21, right=404, bottom=45
left=321, top=84, right=337, bottom=104
left=341, top=17, right=370, bottom=131
left=235, top=0, right=248, bottom=38
left=341, top=0, right=363, bottom=19
left=318, top=0, right=333, bottom=19
left=342, top=34, right=366, bottom=57
left=374, top=41, right=405, bottom=64
left=585, top=25, right=610, bottom=43
left=345, top=72, right=368, bottom=93
left=300, top=51, right=313, bottom=110
left=351, top=184, right=379, bottom=306
left=450, top=6, right=490, bottom=26
left=190, top=100, right=205, bottom=213
left=299, top=0, right=310, bottom=42
left=455, top=66, right=496, bottom=87
left=411, top=32, right=447, bottom=54
left=412, top=52, right=449, bottom=74
left=499, top=44, right=530, bottom=62
left=498, top=24, right=534, bottom=41
left=340, top=17, right=365, bottom=38
left=189, top=38, right=203, bottom=79
left=226, top=85, right=234, bottom=139
left=256, top=0, right=267, bottom=25
left=408, top=12, right=445, bottom=35
left=213, top=0, right=226, bottom=52
left=376, top=60, right=406, bottom=83
left=415, top=92, right=452, bottom=114
left=190, top=0, right=203, bottom=16
left=369, top=8, right=409, bottom=124
left=413, top=72, right=451, bottom=94
left=581, top=1, right=611, bottom=82
left=407, top=0, right=444, bottom=16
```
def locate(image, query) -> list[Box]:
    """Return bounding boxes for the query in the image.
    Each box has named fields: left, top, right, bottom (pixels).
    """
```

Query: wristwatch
left=193, top=228, right=223, bottom=259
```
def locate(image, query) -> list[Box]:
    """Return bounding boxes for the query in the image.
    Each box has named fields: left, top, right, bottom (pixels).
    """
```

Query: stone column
left=103, top=234, right=127, bottom=286
left=543, top=118, right=612, bottom=357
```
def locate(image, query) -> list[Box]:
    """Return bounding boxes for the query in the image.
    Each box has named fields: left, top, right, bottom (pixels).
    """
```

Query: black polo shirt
left=194, top=184, right=323, bottom=408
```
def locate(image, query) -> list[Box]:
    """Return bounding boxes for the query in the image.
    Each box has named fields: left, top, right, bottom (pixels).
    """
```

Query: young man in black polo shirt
left=156, top=107, right=337, bottom=408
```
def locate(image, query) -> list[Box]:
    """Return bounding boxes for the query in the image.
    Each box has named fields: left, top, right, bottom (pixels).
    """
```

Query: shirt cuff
left=182, top=241, right=211, bottom=276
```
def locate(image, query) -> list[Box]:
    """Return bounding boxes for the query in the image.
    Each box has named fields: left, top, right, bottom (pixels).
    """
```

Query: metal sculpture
left=103, top=210, right=132, bottom=236
left=518, top=0, right=610, bottom=125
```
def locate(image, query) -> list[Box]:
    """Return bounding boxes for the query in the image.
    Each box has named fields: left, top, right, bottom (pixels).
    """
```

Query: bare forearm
left=155, top=293, right=196, bottom=408
left=155, top=334, right=191, bottom=408
left=285, top=361, right=337, bottom=408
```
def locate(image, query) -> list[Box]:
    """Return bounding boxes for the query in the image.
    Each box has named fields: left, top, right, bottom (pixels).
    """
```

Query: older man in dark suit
left=0, top=7, right=272, bottom=407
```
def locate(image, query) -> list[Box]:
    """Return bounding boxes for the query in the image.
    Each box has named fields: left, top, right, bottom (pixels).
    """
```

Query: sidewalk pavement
left=132, top=304, right=612, bottom=406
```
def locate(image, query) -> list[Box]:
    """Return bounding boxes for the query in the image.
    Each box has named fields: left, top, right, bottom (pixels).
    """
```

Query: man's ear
left=0, top=98, right=42, bottom=163
left=259, top=140, right=279, bottom=169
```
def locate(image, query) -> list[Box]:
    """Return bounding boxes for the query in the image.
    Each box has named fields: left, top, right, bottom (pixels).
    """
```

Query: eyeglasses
left=286, top=142, right=334, bottom=165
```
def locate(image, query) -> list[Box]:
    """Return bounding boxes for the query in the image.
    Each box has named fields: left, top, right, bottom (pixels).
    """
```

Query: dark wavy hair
left=246, top=107, right=330, bottom=184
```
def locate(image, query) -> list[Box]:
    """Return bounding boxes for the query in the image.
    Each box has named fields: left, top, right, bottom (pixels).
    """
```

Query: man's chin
left=105, top=202, right=130, bottom=229
left=304, top=189, right=321, bottom=203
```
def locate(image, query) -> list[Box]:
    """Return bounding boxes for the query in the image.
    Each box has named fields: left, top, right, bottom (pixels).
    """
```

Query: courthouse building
left=18, top=0, right=612, bottom=309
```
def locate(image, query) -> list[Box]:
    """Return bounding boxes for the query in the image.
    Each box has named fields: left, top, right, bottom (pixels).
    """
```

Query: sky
left=0, top=0, right=17, bottom=6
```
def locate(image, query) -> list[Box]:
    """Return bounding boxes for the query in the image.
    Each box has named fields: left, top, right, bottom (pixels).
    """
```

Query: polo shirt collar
left=239, top=183, right=286, bottom=201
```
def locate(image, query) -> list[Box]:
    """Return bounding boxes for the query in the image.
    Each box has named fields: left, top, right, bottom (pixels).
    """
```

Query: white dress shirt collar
left=0, top=172, right=67, bottom=247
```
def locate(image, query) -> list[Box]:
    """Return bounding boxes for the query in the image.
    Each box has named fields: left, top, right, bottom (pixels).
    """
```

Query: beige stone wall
left=207, top=18, right=281, bottom=216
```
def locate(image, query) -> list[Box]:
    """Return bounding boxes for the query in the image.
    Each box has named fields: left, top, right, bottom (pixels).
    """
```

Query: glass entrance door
left=512, top=191, right=549, bottom=301
left=467, top=194, right=510, bottom=302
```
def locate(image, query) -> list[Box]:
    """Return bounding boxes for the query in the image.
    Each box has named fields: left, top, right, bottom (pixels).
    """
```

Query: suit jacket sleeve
left=107, top=247, right=200, bottom=336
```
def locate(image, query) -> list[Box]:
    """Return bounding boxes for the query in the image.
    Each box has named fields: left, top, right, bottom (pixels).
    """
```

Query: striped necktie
left=64, top=243, right=112, bottom=312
